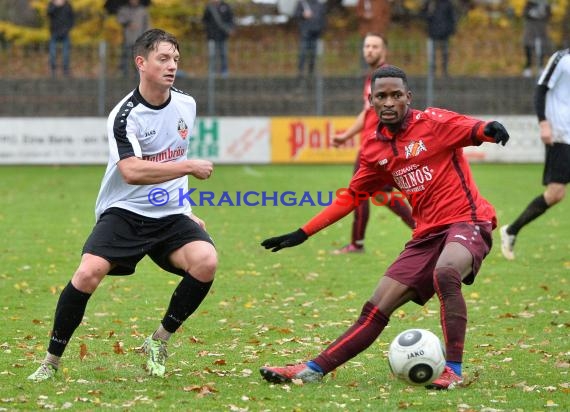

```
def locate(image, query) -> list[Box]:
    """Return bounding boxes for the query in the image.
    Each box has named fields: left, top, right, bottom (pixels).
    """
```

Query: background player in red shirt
left=259, top=65, right=509, bottom=390
left=331, top=33, right=415, bottom=254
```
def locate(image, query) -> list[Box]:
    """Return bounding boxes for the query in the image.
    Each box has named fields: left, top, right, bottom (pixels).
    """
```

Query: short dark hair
left=370, top=65, right=408, bottom=89
left=364, top=32, right=388, bottom=48
left=133, top=29, right=179, bottom=60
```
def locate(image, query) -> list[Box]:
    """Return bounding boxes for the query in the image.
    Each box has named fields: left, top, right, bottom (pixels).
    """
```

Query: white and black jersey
left=95, top=87, right=196, bottom=220
left=537, top=49, right=570, bottom=145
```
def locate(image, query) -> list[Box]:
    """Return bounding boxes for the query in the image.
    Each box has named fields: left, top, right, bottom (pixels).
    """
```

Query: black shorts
left=82, top=207, right=215, bottom=276
left=543, top=143, right=570, bottom=185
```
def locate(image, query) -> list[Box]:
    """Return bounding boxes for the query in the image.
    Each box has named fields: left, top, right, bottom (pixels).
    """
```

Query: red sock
left=433, top=267, right=467, bottom=362
left=312, top=301, right=389, bottom=374
left=351, top=199, right=369, bottom=246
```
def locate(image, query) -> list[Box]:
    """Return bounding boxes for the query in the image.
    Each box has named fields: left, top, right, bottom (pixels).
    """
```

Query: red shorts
left=385, top=221, right=493, bottom=305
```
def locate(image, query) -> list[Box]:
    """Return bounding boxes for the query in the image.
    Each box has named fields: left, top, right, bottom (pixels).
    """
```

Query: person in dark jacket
left=47, top=0, right=74, bottom=77
left=422, top=0, right=456, bottom=77
left=294, top=0, right=327, bottom=78
left=117, top=0, right=151, bottom=77
left=202, top=0, right=235, bottom=77
left=522, top=0, right=551, bottom=77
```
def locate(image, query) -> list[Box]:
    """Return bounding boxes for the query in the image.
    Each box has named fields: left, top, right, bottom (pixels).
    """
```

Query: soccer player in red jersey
left=259, top=65, right=510, bottom=390
left=331, top=33, right=415, bottom=254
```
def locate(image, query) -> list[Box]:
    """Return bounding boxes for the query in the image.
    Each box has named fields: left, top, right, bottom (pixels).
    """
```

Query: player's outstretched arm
left=261, top=229, right=308, bottom=252
left=483, top=121, right=510, bottom=146
left=260, top=191, right=358, bottom=252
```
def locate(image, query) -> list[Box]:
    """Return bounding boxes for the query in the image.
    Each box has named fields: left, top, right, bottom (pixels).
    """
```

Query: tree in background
left=0, top=0, right=568, bottom=77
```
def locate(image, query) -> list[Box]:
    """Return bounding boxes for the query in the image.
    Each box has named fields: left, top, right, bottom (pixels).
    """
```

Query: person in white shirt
left=27, top=29, right=217, bottom=382
left=501, top=49, right=570, bottom=260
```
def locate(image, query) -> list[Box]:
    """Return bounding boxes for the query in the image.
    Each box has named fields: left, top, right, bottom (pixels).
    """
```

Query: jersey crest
left=177, top=118, right=189, bottom=140
left=404, top=140, right=427, bottom=159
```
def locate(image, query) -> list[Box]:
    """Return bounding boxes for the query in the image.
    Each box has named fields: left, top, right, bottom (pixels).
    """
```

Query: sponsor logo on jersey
left=177, top=118, right=189, bottom=140
left=392, top=163, right=433, bottom=193
left=142, top=146, right=186, bottom=162
left=404, top=140, right=427, bottom=159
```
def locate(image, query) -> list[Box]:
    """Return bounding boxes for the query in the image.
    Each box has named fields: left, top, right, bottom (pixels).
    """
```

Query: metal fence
left=0, top=30, right=532, bottom=79
left=0, top=33, right=540, bottom=117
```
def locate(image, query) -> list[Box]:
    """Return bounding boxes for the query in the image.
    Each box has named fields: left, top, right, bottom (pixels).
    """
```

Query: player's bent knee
left=188, top=253, right=217, bottom=281
left=433, top=267, right=462, bottom=292
left=201, top=253, right=218, bottom=274
left=72, top=266, right=107, bottom=293
left=545, top=184, right=566, bottom=204
left=551, top=191, right=565, bottom=204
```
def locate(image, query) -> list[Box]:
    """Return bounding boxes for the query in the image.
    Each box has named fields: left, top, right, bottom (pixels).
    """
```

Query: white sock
left=44, top=353, right=60, bottom=369
left=152, top=325, right=172, bottom=341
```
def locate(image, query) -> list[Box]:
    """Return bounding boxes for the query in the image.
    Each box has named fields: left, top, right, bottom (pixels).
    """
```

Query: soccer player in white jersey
left=27, top=29, right=217, bottom=381
left=500, top=48, right=570, bottom=260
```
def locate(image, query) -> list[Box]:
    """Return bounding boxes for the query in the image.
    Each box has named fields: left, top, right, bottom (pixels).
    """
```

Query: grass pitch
left=0, top=164, right=568, bottom=411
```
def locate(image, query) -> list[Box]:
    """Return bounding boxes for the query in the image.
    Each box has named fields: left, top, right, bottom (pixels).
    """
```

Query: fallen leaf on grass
left=197, top=351, right=224, bottom=357
left=79, top=343, right=88, bottom=360
left=182, top=384, right=217, bottom=397
left=189, top=336, right=203, bottom=344
left=113, top=341, right=126, bottom=355
left=460, top=369, right=480, bottom=387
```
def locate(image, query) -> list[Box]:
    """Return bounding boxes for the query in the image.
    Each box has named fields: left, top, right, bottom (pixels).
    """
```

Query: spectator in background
left=522, top=0, right=551, bottom=78
left=202, top=0, right=235, bottom=77
left=294, top=0, right=327, bottom=79
left=47, top=0, right=74, bottom=78
left=117, top=0, right=150, bottom=77
left=563, top=6, right=570, bottom=49
left=356, top=0, right=392, bottom=39
left=422, top=0, right=456, bottom=78
left=356, top=0, right=392, bottom=70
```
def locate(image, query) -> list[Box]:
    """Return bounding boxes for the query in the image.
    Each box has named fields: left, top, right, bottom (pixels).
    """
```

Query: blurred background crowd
left=0, top=0, right=569, bottom=79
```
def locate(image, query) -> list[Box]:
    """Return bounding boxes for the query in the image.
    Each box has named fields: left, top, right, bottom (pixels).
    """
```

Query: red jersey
left=361, top=65, right=387, bottom=144
left=349, top=107, right=497, bottom=238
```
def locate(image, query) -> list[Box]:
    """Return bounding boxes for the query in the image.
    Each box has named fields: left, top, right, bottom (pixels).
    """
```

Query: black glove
left=484, top=121, right=510, bottom=146
left=261, top=228, right=308, bottom=252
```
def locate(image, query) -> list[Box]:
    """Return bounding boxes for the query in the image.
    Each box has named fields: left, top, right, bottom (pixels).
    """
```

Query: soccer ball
left=387, top=329, right=446, bottom=386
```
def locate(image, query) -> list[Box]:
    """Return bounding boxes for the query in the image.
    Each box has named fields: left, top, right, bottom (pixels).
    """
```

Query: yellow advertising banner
left=271, top=117, right=360, bottom=163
